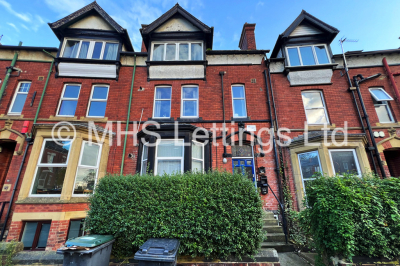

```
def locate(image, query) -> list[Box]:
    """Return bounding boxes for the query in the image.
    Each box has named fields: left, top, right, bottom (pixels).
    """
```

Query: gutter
left=0, top=42, right=22, bottom=101
left=120, top=55, right=136, bottom=175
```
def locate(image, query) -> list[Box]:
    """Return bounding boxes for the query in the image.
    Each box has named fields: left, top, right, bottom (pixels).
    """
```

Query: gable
left=68, top=14, right=115, bottom=31
left=289, top=22, right=323, bottom=37
left=154, top=17, right=200, bottom=32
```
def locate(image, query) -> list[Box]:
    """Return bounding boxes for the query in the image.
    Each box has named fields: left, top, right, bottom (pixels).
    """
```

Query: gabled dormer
left=270, top=10, right=339, bottom=86
left=49, top=1, right=134, bottom=80
left=140, top=4, right=213, bottom=80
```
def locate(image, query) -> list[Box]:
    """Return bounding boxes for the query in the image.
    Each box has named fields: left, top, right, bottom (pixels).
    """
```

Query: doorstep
left=298, top=252, right=317, bottom=265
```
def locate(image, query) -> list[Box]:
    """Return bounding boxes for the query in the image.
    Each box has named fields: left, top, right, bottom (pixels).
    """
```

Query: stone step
left=265, top=233, right=286, bottom=242
left=261, top=242, right=295, bottom=253
left=263, top=219, right=278, bottom=226
left=262, top=225, right=283, bottom=233
left=264, top=212, right=275, bottom=219
left=252, top=248, right=279, bottom=262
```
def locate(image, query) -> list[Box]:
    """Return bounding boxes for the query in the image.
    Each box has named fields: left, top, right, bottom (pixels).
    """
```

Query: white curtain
left=157, top=160, right=181, bottom=175
left=104, top=43, right=118, bottom=60
left=157, top=140, right=183, bottom=157
left=153, top=44, right=164, bottom=61
left=78, top=42, right=89, bottom=59
left=191, top=43, right=202, bottom=60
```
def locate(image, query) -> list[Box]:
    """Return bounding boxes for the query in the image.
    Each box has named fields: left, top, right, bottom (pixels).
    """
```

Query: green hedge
left=301, top=174, right=400, bottom=262
left=86, top=171, right=263, bottom=259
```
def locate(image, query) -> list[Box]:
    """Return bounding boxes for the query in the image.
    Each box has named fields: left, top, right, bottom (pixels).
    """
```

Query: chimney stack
left=239, top=23, right=256, bottom=50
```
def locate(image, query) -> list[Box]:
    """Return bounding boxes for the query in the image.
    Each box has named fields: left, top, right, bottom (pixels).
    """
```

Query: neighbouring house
left=0, top=1, right=399, bottom=252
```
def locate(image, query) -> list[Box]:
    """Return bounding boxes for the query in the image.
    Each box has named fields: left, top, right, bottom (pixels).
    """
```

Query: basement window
left=151, top=42, right=203, bottom=61
left=286, top=44, right=330, bottom=66
left=67, top=219, right=86, bottom=239
left=20, top=221, right=51, bottom=250
left=62, top=39, right=119, bottom=60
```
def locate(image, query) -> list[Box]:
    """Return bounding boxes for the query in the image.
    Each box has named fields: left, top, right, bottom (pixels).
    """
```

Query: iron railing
left=266, top=184, right=288, bottom=244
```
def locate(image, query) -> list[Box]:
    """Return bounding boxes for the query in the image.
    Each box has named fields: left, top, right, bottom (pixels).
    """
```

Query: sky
left=0, top=0, right=399, bottom=55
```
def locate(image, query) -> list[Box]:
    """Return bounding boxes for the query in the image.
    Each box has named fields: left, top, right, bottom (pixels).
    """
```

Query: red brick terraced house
left=0, top=1, right=399, bottom=252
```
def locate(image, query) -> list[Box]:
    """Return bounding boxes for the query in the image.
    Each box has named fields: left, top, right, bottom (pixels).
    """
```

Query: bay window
left=192, top=141, right=204, bottom=172
left=329, top=149, right=361, bottom=176
left=286, top=44, right=330, bottom=66
left=30, top=140, right=71, bottom=196
left=369, top=88, right=395, bottom=123
left=136, top=125, right=210, bottom=175
left=301, top=91, right=329, bottom=124
left=298, top=151, right=321, bottom=194
left=151, top=42, right=203, bottom=61
left=72, top=141, right=102, bottom=196
left=181, top=86, right=199, bottom=118
left=155, top=139, right=184, bottom=175
left=9, top=81, right=31, bottom=115
left=62, top=39, right=119, bottom=60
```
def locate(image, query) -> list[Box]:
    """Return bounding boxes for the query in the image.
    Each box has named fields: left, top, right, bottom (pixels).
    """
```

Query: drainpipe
left=382, top=57, right=400, bottom=104
left=0, top=137, right=32, bottom=240
left=339, top=47, right=378, bottom=174
left=219, top=71, right=228, bottom=155
left=0, top=42, right=22, bottom=101
left=34, top=50, right=55, bottom=124
left=353, top=74, right=387, bottom=178
left=263, top=69, right=283, bottom=200
left=120, top=55, right=136, bottom=175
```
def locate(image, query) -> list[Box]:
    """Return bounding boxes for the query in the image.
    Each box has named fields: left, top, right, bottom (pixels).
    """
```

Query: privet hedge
left=86, top=171, right=263, bottom=259
left=301, top=174, right=400, bottom=263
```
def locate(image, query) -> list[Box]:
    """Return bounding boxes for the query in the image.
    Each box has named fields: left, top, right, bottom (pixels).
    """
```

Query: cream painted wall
left=69, top=15, right=114, bottom=31
left=155, top=18, right=199, bottom=32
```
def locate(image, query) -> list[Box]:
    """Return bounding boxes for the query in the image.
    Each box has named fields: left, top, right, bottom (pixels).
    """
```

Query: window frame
left=286, top=44, right=331, bottom=66
left=29, top=139, right=71, bottom=197
left=61, top=38, right=119, bottom=60
left=153, top=86, right=172, bottom=119
left=301, top=90, right=330, bottom=125
left=369, top=87, right=394, bottom=101
left=72, top=141, right=102, bottom=197
left=67, top=218, right=86, bottom=240
left=86, top=85, right=110, bottom=118
left=231, top=84, right=248, bottom=118
left=297, top=150, right=322, bottom=195
left=8, top=81, right=31, bottom=115
left=140, top=143, right=149, bottom=176
left=328, top=149, right=361, bottom=176
left=56, top=84, right=81, bottom=117
left=181, top=85, right=199, bottom=118
left=151, top=41, right=203, bottom=61
left=192, top=140, right=204, bottom=173
left=374, top=101, right=394, bottom=123
left=20, top=220, right=51, bottom=251
left=154, top=139, right=185, bottom=175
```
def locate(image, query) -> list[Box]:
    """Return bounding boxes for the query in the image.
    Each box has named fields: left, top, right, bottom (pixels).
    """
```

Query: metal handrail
left=266, top=184, right=288, bottom=244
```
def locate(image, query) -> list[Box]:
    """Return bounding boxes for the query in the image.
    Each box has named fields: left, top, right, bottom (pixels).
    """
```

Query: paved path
left=279, top=252, right=311, bottom=266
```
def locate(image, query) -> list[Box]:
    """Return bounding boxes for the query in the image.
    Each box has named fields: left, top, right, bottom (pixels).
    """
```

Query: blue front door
left=232, top=158, right=255, bottom=184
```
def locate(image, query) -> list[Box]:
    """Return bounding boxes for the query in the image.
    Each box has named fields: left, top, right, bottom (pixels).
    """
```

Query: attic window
left=62, top=39, right=119, bottom=60
left=286, top=44, right=330, bottom=66
left=151, top=42, right=203, bottom=61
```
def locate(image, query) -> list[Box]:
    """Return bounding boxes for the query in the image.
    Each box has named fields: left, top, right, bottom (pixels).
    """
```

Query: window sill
left=375, top=122, right=400, bottom=127
left=16, top=197, right=89, bottom=204
left=177, top=117, right=202, bottom=122
left=284, top=63, right=338, bottom=74
left=148, top=117, right=174, bottom=122
left=0, top=114, right=24, bottom=119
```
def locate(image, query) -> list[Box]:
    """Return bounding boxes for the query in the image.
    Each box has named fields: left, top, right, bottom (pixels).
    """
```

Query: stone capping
left=288, top=132, right=367, bottom=148
left=16, top=197, right=89, bottom=204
